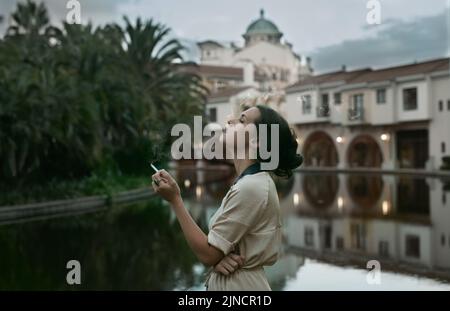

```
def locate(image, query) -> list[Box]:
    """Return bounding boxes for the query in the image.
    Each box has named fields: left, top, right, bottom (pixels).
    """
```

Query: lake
left=1, top=167, right=450, bottom=290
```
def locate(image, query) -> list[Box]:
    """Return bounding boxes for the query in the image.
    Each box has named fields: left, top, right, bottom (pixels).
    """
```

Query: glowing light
left=382, top=200, right=390, bottom=215
left=196, top=186, right=202, bottom=199
left=336, top=136, right=343, bottom=143
left=380, top=133, right=390, bottom=141
left=293, top=193, right=300, bottom=206
left=337, top=197, right=344, bottom=210
left=184, top=179, right=191, bottom=188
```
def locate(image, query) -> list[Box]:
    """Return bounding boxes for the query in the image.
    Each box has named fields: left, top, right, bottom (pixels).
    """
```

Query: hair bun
left=280, top=147, right=303, bottom=170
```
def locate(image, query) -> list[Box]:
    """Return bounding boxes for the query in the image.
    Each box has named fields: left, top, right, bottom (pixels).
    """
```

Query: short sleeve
left=207, top=180, right=268, bottom=255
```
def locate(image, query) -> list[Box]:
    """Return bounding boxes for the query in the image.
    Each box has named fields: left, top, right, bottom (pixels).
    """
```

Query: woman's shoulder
left=234, top=172, right=271, bottom=199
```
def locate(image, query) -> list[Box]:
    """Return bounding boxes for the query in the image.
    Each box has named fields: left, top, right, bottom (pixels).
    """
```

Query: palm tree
left=7, top=0, right=49, bottom=36
left=121, top=16, right=206, bottom=122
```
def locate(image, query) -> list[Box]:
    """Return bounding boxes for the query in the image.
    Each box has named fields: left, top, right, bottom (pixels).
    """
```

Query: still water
left=1, top=167, right=450, bottom=290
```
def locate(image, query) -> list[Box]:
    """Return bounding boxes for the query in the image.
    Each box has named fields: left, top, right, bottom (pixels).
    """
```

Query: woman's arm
left=170, top=196, right=225, bottom=266
left=152, top=170, right=225, bottom=267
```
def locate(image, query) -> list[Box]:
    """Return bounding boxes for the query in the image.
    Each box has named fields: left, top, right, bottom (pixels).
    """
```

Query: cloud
left=309, top=10, right=450, bottom=73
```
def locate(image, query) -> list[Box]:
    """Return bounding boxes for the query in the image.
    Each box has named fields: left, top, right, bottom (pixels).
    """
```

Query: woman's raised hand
left=151, top=169, right=181, bottom=204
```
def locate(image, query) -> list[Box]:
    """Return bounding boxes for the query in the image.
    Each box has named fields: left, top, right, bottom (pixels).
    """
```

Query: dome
left=243, top=9, right=283, bottom=45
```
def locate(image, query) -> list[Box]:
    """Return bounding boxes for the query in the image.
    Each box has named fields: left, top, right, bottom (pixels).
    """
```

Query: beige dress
left=204, top=171, right=282, bottom=291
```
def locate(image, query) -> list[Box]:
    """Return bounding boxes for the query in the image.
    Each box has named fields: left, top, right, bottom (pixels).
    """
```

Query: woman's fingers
left=221, top=261, right=235, bottom=273
left=214, top=264, right=230, bottom=276
left=152, top=182, right=158, bottom=192
left=229, top=254, right=245, bottom=267
left=214, top=252, right=246, bottom=276
left=159, top=170, right=179, bottom=185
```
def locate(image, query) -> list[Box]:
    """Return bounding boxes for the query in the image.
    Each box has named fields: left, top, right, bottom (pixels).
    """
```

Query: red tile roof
left=207, top=86, right=254, bottom=101
left=286, top=68, right=372, bottom=91
left=347, top=58, right=450, bottom=84
left=177, top=63, right=243, bottom=80
left=286, top=57, right=449, bottom=92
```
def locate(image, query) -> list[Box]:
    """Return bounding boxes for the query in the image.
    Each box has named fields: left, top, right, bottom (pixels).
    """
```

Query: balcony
left=347, top=107, right=364, bottom=121
left=316, top=105, right=330, bottom=118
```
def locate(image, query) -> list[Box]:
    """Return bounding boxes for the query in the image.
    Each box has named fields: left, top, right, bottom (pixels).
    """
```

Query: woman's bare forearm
left=170, top=197, right=224, bottom=266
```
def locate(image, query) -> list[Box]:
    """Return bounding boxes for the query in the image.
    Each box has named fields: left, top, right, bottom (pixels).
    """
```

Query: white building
left=284, top=58, right=450, bottom=170
left=193, top=10, right=449, bottom=171
left=191, top=9, right=312, bottom=93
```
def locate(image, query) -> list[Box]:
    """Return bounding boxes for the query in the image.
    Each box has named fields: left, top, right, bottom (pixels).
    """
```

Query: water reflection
left=347, top=175, right=383, bottom=209
left=280, top=173, right=450, bottom=287
left=302, top=174, right=338, bottom=209
left=0, top=199, right=200, bottom=290
left=0, top=168, right=449, bottom=290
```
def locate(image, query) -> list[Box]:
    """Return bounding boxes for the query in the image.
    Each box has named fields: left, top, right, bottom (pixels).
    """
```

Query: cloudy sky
left=1, top=0, right=449, bottom=72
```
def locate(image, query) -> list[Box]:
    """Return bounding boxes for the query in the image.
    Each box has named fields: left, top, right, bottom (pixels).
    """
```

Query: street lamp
left=380, top=133, right=390, bottom=141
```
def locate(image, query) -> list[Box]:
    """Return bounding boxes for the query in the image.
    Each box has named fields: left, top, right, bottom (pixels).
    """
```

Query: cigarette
left=150, top=162, right=159, bottom=173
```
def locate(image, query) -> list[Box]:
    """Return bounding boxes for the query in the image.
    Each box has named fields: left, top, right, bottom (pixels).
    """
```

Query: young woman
left=151, top=105, right=303, bottom=291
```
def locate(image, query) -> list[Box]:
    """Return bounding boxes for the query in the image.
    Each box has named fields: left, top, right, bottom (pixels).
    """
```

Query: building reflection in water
left=276, top=173, right=450, bottom=284
left=184, top=167, right=450, bottom=288
left=175, top=166, right=450, bottom=289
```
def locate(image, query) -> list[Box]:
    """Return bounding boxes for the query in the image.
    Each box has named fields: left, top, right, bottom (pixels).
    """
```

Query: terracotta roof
left=286, top=58, right=449, bottom=92
left=347, top=58, right=450, bottom=84
left=208, top=86, right=254, bottom=101
left=286, top=68, right=371, bottom=91
left=177, top=63, right=267, bottom=82
left=177, top=63, right=243, bottom=80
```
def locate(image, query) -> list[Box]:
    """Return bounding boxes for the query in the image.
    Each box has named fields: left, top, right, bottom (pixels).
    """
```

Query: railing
left=347, top=107, right=364, bottom=121
left=316, top=105, right=330, bottom=117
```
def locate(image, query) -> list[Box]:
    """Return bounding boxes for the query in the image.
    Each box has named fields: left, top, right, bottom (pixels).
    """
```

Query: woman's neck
left=233, top=159, right=257, bottom=177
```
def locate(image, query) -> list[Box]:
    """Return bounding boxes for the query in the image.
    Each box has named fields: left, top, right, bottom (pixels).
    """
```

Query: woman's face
left=221, top=107, right=261, bottom=159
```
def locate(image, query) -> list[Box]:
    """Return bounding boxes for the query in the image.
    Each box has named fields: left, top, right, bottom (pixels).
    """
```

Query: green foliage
left=0, top=173, right=151, bottom=206
left=0, top=1, right=206, bottom=186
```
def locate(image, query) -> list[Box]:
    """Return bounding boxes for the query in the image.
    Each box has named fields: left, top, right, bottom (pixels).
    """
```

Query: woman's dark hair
left=254, top=105, right=303, bottom=178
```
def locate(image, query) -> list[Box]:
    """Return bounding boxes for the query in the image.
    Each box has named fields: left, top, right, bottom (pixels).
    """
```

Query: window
left=405, top=235, right=420, bottom=258
left=439, top=100, right=443, bottom=111
left=442, top=142, right=446, bottom=154
left=376, top=88, right=386, bottom=104
left=322, top=93, right=329, bottom=106
left=334, top=92, right=341, bottom=105
left=304, top=227, right=314, bottom=247
left=379, top=241, right=389, bottom=257
left=318, top=93, right=330, bottom=117
left=443, top=193, right=446, bottom=205
left=208, top=107, right=217, bottom=122
left=349, top=94, right=364, bottom=120
left=352, top=94, right=364, bottom=109
left=448, top=100, right=450, bottom=111
left=301, top=95, right=312, bottom=114
left=403, top=87, right=418, bottom=111
left=336, top=236, right=344, bottom=250
left=441, top=234, right=446, bottom=247
left=350, top=223, right=366, bottom=250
